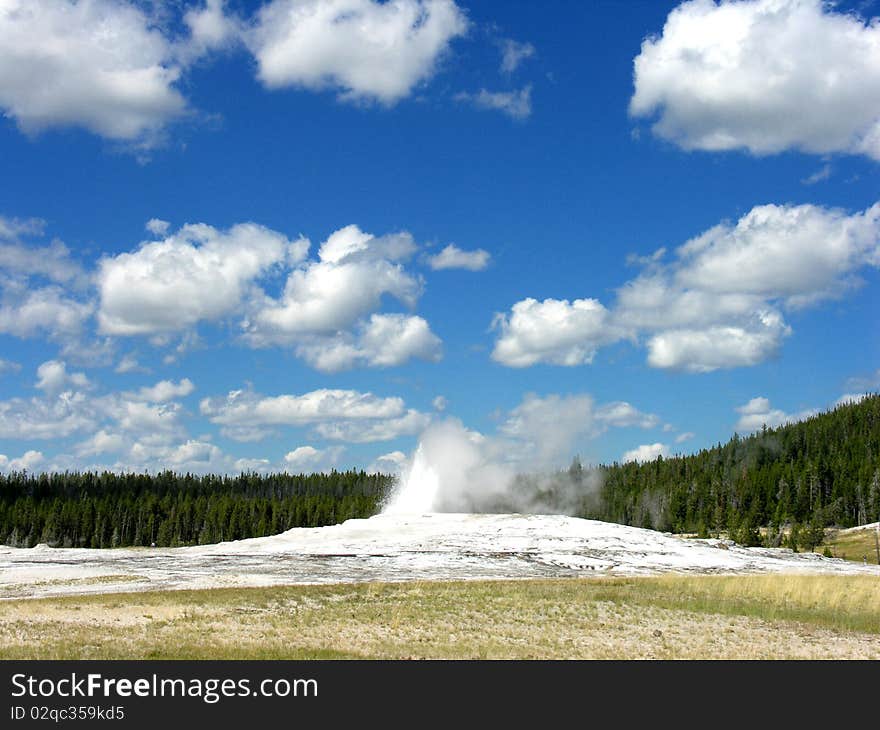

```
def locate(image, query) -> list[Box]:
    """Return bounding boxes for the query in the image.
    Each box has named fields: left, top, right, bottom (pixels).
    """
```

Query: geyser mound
left=3, top=513, right=877, bottom=600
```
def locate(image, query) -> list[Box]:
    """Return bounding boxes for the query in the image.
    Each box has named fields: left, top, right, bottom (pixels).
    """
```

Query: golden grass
left=1, top=575, right=879, bottom=660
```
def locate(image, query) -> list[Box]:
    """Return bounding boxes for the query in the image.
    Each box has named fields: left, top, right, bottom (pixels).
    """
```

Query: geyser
left=382, top=444, right=440, bottom=514
left=382, top=419, right=515, bottom=514
left=381, top=418, right=602, bottom=515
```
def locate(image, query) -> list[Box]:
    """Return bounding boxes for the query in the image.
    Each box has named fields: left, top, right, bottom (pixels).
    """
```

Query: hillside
left=592, top=394, right=880, bottom=545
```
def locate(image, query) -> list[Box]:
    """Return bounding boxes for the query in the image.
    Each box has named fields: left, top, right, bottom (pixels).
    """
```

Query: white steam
left=382, top=418, right=602, bottom=516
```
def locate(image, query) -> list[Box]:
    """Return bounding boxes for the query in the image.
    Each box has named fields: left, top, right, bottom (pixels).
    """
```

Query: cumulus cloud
left=734, top=396, right=817, bottom=432
left=0, top=0, right=187, bottom=146
left=367, top=450, right=407, bottom=475
left=74, top=429, right=126, bottom=457
left=0, top=392, right=95, bottom=440
left=247, top=0, right=468, bottom=104
left=596, top=401, right=661, bottom=429
left=427, top=244, right=490, bottom=271
left=243, top=224, right=441, bottom=370
left=621, top=442, right=669, bottom=464
left=246, top=225, right=419, bottom=340
left=130, top=378, right=195, bottom=403
left=295, top=313, right=442, bottom=372
left=145, top=218, right=171, bottom=237
left=0, top=236, right=87, bottom=287
left=200, top=386, right=428, bottom=443
left=0, top=217, right=93, bottom=342
left=183, top=0, right=242, bottom=58
left=283, top=444, right=344, bottom=471
left=645, top=313, right=789, bottom=373
left=456, top=85, right=532, bottom=119
left=5, top=450, right=45, bottom=472
left=0, top=286, right=92, bottom=340
left=492, top=297, right=624, bottom=367
left=494, top=201, right=880, bottom=372
left=314, top=409, right=430, bottom=443
left=499, top=38, right=535, bottom=73
left=630, top=0, right=880, bottom=160
left=114, top=354, right=147, bottom=374
left=98, top=222, right=307, bottom=335
left=35, top=360, right=90, bottom=394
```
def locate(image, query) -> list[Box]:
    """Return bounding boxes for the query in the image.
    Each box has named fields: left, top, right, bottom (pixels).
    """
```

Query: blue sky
left=0, top=0, right=879, bottom=476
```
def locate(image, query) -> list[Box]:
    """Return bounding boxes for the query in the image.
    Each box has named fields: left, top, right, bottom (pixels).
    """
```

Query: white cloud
left=500, top=38, right=535, bottom=73
left=0, top=237, right=86, bottom=287
left=0, top=0, right=187, bottom=145
left=314, top=409, right=431, bottom=443
left=596, top=401, right=661, bottom=429
left=283, top=444, right=344, bottom=471
left=233, top=457, right=271, bottom=473
left=201, top=387, right=405, bottom=426
left=645, top=312, right=789, bottom=373
left=114, top=354, right=147, bottom=374
left=246, top=225, right=420, bottom=341
left=74, top=429, right=126, bottom=457
left=0, top=286, right=92, bottom=339
left=675, top=431, right=695, bottom=444
left=296, top=313, right=441, bottom=372
left=494, top=200, right=880, bottom=372
left=0, top=392, right=95, bottom=440
left=630, top=0, right=880, bottom=160
left=183, top=0, right=241, bottom=57
left=243, top=224, right=441, bottom=371
left=98, top=222, right=307, bottom=335
left=432, top=395, right=447, bottom=411
left=802, top=164, right=832, bottom=186
left=845, top=369, right=880, bottom=391
left=671, top=203, right=880, bottom=307
left=622, top=443, right=669, bottom=464
left=367, top=450, right=407, bottom=474
left=734, top=396, right=817, bottom=432
left=457, top=85, right=532, bottom=119
left=106, top=399, right=184, bottom=437
left=7, top=449, right=45, bottom=472
left=247, top=0, right=468, bottom=104
left=166, top=439, right=223, bottom=466
left=35, top=360, right=90, bottom=394
left=492, top=297, right=624, bottom=367
left=427, top=244, right=490, bottom=271
left=145, top=218, right=171, bottom=236
left=130, top=378, right=195, bottom=403
left=0, top=358, right=20, bottom=374
left=0, top=215, right=44, bottom=240
left=200, top=386, right=428, bottom=443
left=835, top=393, right=868, bottom=408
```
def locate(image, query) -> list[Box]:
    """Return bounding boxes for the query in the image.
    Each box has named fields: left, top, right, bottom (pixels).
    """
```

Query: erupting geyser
left=382, top=444, right=440, bottom=514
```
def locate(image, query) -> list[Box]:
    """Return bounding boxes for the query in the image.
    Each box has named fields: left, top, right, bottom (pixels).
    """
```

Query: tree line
left=584, top=394, right=880, bottom=547
left=0, top=470, right=392, bottom=548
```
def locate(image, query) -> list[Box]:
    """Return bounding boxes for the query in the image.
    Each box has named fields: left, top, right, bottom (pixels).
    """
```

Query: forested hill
left=592, top=394, right=880, bottom=544
left=0, top=470, right=392, bottom=548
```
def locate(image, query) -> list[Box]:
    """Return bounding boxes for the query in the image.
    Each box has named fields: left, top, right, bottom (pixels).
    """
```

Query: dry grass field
left=2, top=574, right=879, bottom=660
